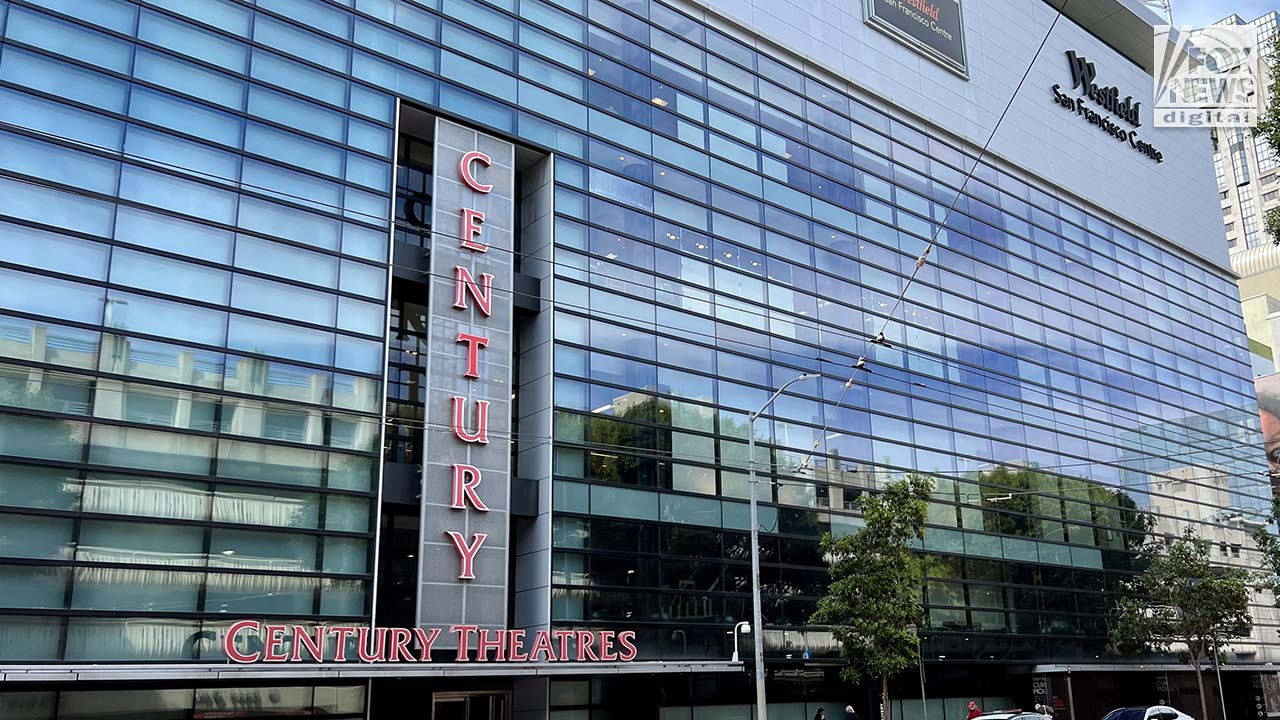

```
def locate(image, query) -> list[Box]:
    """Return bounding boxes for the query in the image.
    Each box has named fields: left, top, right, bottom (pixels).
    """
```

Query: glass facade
left=0, top=0, right=1271, bottom=693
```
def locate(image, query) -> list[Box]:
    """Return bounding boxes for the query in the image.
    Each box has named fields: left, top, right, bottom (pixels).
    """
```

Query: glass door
left=432, top=692, right=510, bottom=720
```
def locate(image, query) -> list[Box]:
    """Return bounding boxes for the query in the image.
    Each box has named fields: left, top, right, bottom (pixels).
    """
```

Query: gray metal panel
left=416, top=117, right=517, bottom=646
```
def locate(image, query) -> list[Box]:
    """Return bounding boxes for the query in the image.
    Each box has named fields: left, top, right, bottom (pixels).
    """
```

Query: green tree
left=1252, top=35, right=1280, bottom=243
left=811, top=474, right=932, bottom=720
left=1110, top=528, right=1253, bottom=720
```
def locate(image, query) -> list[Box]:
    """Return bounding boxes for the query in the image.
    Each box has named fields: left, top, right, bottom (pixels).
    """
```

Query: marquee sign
left=416, top=118, right=516, bottom=647
left=224, top=621, right=638, bottom=663
left=864, top=0, right=967, bottom=77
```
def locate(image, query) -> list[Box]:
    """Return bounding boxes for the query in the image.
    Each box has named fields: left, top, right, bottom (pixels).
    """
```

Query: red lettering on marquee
left=412, top=627, right=442, bottom=661
left=456, top=332, right=489, bottom=378
left=263, top=625, right=287, bottom=662
left=452, top=625, right=478, bottom=661
left=460, top=207, right=488, bottom=252
left=225, top=620, right=261, bottom=663
left=331, top=626, right=356, bottom=662
left=223, top=624, right=639, bottom=664
left=450, top=463, right=489, bottom=511
left=357, top=627, right=388, bottom=662
left=290, top=625, right=325, bottom=662
left=451, top=395, right=490, bottom=443
left=445, top=530, right=488, bottom=580
left=458, top=150, right=493, bottom=193
left=476, top=629, right=507, bottom=661
left=453, top=266, right=494, bottom=316
left=616, top=631, right=638, bottom=661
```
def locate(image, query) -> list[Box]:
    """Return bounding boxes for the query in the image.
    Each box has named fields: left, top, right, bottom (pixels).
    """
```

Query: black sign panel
left=865, top=0, right=967, bottom=77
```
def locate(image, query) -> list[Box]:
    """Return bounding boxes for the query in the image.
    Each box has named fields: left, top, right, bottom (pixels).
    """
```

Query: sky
left=1167, top=0, right=1280, bottom=27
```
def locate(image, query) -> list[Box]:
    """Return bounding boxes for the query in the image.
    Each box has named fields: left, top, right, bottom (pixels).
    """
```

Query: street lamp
left=748, top=371, right=822, bottom=720
left=731, top=621, right=751, bottom=663
left=906, top=623, right=927, bottom=720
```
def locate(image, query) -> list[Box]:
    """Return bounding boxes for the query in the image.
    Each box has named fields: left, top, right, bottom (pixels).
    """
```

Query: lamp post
left=906, top=623, right=927, bottom=720
left=748, top=371, right=822, bottom=720
left=731, top=621, right=751, bottom=663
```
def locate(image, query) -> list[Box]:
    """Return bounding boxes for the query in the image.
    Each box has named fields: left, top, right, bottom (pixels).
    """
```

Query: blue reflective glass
left=244, top=122, right=343, bottom=177
left=0, top=130, right=119, bottom=195
left=228, top=315, right=334, bottom=366
left=253, top=14, right=349, bottom=70
left=4, top=7, right=133, bottom=73
left=118, top=165, right=237, bottom=224
left=127, top=87, right=244, bottom=148
left=0, top=87, right=124, bottom=151
left=0, top=176, right=115, bottom=236
left=21, top=0, right=136, bottom=32
left=247, top=86, right=345, bottom=142
left=0, top=222, right=110, bottom=281
left=133, top=49, right=246, bottom=110
left=124, top=125, right=241, bottom=186
left=106, top=291, right=228, bottom=346
left=235, top=235, right=338, bottom=288
left=138, top=10, right=249, bottom=72
left=110, top=248, right=232, bottom=305
left=232, top=275, right=336, bottom=326
left=114, top=206, right=235, bottom=265
left=238, top=197, right=341, bottom=251
left=0, top=47, right=128, bottom=112
left=0, top=268, right=104, bottom=325
left=250, top=49, right=348, bottom=107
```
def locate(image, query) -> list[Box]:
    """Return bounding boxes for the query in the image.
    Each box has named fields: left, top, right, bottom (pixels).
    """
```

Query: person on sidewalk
left=968, top=702, right=983, bottom=720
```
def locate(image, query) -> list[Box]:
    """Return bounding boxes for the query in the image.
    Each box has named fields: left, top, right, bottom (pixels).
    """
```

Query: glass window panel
left=253, top=15, right=347, bottom=70
left=0, top=86, right=124, bottom=151
left=217, top=439, right=326, bottom=487
left=133, top=48, right=246, bottom=110
left=227, top=314, right=335, bottom=366
left=82, top=474, right=208, bottom=520
left=77, top=519, right=205, bottom=566
left=99, top=334, right=225, bottom=389
left=64, top=618, right=198, bottom=661
left=94, top=383, right=218, bottom=432
left=238, top=197, right=342, bottom=252
left=337, top=297, right=384, bottom=335
left=114, top=206, right=234, bottom=265
left=210, top=527, right=317, bottom=571
left=204, top=572, right=317, bottom=613
left=213, top=485, right=320, bottom=528
left=148, top=0, right=250, bottom=35
left=119, top=165, right=237, bottom=224
left=0, top=463, right=80, bottom=511
left=0, top=565, right=68, bottom=609
left=0, top=267, right=104, bottom=326
left=340, top=259, right=386, bottom=299
left=138, top=9, right=248, bottom=71
left=71, top=566, right=202, bottom=611
left=332, top=373, right=380, bottom=413
left=105, top=290, right=228, bottom=347
left=0, top=176, right=113, bottom=236
left=0, top=316, right=98, bottom=371
left=322, top=536, right=367, bottom=573
left=0, top=222, right=109, bottom=281
left=250, top=48, right=347, bottom=107
left=88, top=424, right=215, bottom=475
left=325, top=494, right=370, bottom=532
left=0, top=413, right=87, bottom=462
left=247, top=85, right=345, bottom=142
left=24, top=0, right=136, bottom=32
left=109, top=248, right=232, bottom=305
left=224, top=356, right=332, bottom=405
left=0, top=616, right=62, bottom=661
left=327, top=452, right=374, bottom=490
left=0, top=512, right=73, bottom=559
left=0, top=46, right=128, bottom=112
left=334, top=335, right=382, bottom=373
left=0, top=129, right=119, bottom=195
left=232, top=275, right=336, bottom=326
left=6, top=8, right=132, bottom=72
left=0, top=365, right=92, bottom=415
left=219, top=397, right=325, bottom=445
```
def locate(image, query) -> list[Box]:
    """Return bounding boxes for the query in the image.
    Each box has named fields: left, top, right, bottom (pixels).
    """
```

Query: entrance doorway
left=432, top=692, right=510, bottom=720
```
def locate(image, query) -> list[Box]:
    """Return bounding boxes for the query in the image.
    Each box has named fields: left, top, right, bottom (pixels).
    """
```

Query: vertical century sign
left=417, top=118, right=516, bottom=648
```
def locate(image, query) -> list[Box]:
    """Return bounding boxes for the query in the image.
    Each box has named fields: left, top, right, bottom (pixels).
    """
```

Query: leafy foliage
left=1111, top=528, right=1253, bottom=720
left=811, top=474, right=932, bottom=716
